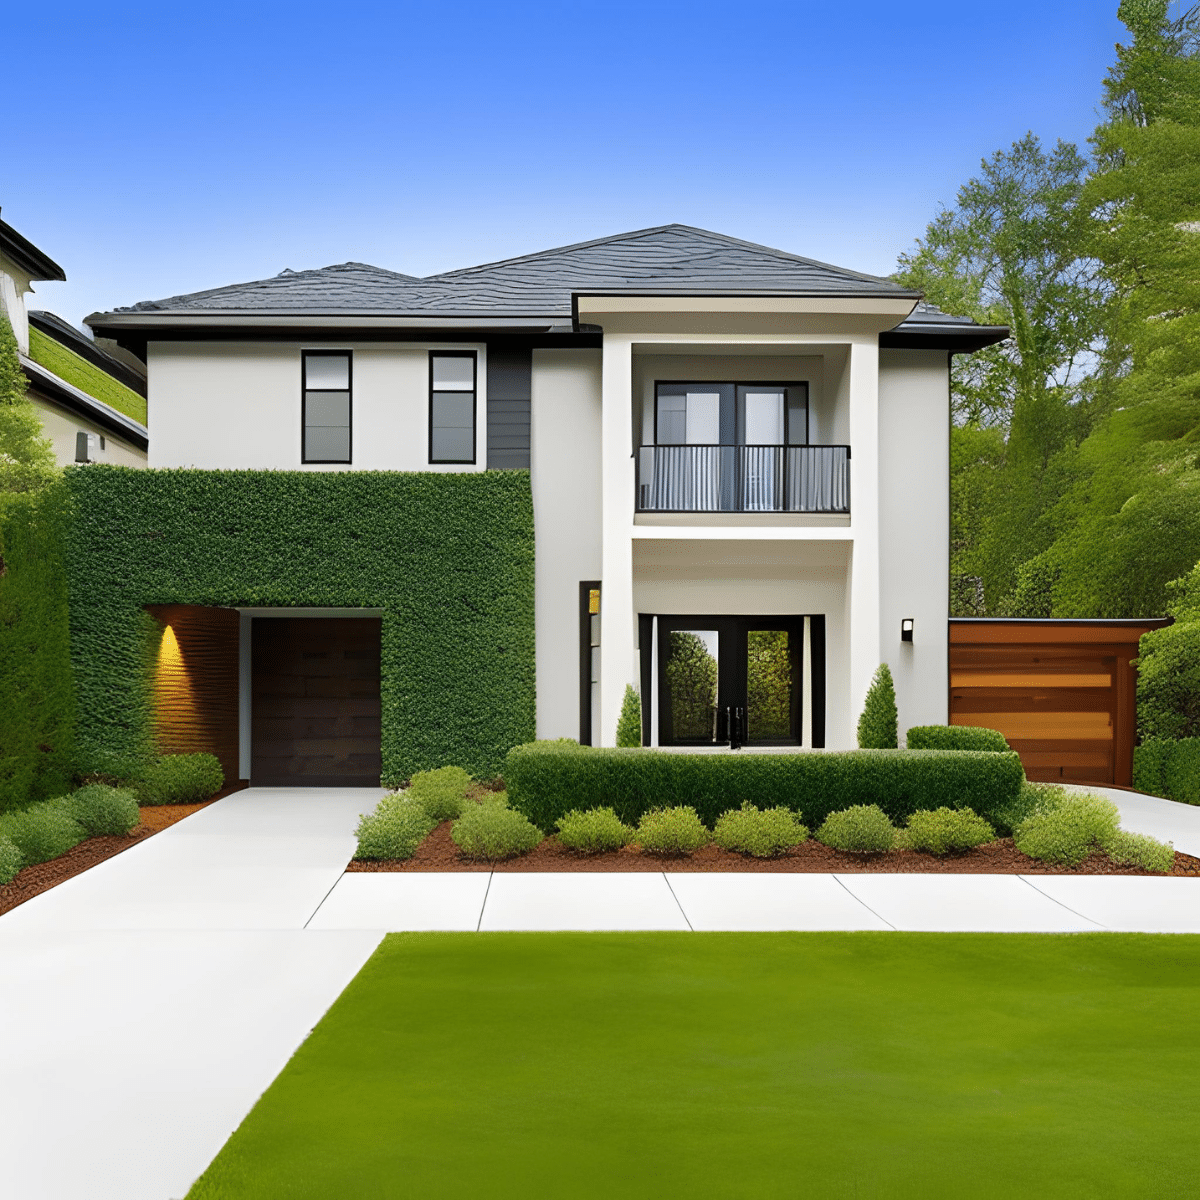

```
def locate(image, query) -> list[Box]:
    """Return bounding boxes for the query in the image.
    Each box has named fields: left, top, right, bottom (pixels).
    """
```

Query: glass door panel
left=746, top=628, right=799, bottom=743
left=664, top=628, right=720, bottom=742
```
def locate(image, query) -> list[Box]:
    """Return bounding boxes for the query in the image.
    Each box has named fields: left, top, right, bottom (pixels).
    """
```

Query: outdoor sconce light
left=901, top=618, right=914, bottom=643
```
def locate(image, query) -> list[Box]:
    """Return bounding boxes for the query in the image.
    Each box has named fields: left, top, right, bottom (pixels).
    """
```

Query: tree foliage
left=0, top=314, right=57, bottom=498
left=665, top=631, right=718, bottom=741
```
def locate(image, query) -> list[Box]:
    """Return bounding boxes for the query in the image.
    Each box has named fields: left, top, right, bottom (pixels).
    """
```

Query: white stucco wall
left=531, top=349, right=603, bottom=739
left=147, top=341, right=487, bottom=470
left=877, top=348, right=950, bottom=738
left=28, top=396, right=146, bottom=467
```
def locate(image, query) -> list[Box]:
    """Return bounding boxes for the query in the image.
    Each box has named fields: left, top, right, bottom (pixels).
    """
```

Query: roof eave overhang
left=20, top=356, right=149, bottom=449
left=0, top=222, right=67, bottom=282
left=573, top=290, right=921, bottom=325
left=881, top=323, right=1010, bottom=352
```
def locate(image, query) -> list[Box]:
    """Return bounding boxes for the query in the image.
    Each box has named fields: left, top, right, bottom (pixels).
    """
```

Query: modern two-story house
left=86, top=225, right=1006, bottom=785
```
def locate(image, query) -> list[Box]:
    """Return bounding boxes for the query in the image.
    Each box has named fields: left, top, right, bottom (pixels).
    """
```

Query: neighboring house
left=0, top=213, right=148, bottom=465
left=86, top=224, right=1006, bottom=780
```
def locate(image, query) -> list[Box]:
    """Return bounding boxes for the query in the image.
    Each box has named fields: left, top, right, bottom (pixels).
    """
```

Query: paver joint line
left=831, top=874, right=898, bottom=930
left=303, top=872, right=348, bottom=930
left=1017, top=875, right=1110, bottom=929
left=661, top=873, right=695, bottom=931
left=476, top=872, right=494, bottom=932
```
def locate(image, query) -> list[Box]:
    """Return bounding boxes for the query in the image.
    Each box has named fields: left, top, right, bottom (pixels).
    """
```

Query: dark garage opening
left=251, top=617, right=383, bottom=786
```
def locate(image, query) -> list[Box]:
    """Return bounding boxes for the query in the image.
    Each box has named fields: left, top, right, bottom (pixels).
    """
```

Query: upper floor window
left=655, top=381, right=808, bottom=446
left=429, top=352, right=477, bottom=463
left=303, top=351, right=351, bottom=463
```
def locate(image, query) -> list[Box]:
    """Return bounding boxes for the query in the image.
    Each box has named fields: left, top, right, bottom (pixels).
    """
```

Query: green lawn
left=188, top=933, right=1200, bottom=1198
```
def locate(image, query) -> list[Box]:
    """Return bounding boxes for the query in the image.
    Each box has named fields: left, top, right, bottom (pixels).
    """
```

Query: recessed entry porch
left=149, top=605, right=383, bottom=788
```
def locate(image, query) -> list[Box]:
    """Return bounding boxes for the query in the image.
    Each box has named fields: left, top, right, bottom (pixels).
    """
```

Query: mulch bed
left=0, top=784, right=244, bottom=917
left=347, top=821, right=1200, bottom=877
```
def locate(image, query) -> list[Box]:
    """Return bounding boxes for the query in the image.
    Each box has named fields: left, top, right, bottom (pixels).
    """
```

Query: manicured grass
left=188, top=933, right=1200, bottom=1198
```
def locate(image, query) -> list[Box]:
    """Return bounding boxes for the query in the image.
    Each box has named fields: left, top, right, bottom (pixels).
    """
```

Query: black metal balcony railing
left=636, top=445, right=850, bottom=513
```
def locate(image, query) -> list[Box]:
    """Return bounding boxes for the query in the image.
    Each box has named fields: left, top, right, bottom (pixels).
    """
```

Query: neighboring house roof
left=86, top=224, right=1009, bottom=352
left=29, top=311, right=147, bottom=397
left=20, top=354, right=149, bottom=450
left=26, top=322, right=148, bottom=426
left=0, top=214, right=66, bottom=282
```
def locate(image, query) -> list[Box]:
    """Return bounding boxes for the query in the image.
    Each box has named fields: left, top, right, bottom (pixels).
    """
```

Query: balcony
left=636, top=445, right=850, bottom=514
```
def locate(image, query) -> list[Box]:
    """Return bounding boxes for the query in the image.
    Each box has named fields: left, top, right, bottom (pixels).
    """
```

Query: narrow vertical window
left=429, top=352, right=476, bottom=464
left=302, top=352, right=351, bottom=463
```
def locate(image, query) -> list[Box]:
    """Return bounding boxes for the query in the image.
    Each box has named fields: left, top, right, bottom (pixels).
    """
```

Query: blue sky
left=6, top=0, right=1126, bottom=330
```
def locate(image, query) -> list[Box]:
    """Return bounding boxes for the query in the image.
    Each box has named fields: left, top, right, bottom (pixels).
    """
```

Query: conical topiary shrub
left=615, top=684, right=642, bottom=747
left=857, top=664, right=898, bottom=749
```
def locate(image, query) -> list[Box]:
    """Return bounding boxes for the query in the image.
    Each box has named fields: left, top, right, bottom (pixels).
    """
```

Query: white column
left=847, top=338, right=881, bottom=746
left=598, top=334, right=636, bottom=747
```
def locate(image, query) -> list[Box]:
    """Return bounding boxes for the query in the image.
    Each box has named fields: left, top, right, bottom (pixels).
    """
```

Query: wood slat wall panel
left=147, top=604, right=241, bottom=787
left=948, top=620, right=1167, bottom=787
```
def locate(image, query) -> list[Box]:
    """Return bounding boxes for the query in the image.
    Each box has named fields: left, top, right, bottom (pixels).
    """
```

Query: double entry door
left=640, top=615, right=825, bottom=748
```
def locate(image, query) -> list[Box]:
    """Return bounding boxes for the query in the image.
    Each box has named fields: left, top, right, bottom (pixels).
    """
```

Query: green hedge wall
left=0, top=488, right=75, bottom=811
left=906, top=724, right=1010, bottom=752
left=63, top=466, right=535, bottom=780
left=1133, top=737, right=1200, bottom=806
left=504, top=744, right=1027, bottom=833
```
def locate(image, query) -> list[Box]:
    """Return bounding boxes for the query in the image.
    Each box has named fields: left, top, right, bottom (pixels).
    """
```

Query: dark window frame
left=301, top=350, right=353, bottom=465
left=652, top=380, right=809, bottom=447
left=429, top=351, right=478, bottom=465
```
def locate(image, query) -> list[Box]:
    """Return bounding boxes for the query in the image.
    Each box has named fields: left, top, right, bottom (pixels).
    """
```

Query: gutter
left=19, top=355, right=149, bottom=450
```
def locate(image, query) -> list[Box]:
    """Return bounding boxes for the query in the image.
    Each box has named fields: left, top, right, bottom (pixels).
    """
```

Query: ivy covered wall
left=63, top=466, right=536, bottom=780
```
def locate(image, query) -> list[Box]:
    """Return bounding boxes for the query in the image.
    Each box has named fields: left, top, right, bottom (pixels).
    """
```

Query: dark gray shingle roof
left=109, top=225, right=919, bottom=319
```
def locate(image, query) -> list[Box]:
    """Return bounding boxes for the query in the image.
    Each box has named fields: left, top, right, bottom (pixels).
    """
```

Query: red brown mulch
left=346, top=820, right=1200, bottom=877
left=0, top=784, right=244, bottom=917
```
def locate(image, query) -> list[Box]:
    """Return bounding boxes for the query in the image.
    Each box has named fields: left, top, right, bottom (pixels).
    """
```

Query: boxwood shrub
left=0, top=804, right=86, bottom=865
left=816, top=805, right=895, bottom=853
left=900, top=807, right=995, bottom=855
left=636, top=807, right=709, bottom=856
left=451, top=803, right=542, bottom=861
left=61, top=784, right=140, bottom=835
left=906, top=725, right=1009, bottom=752
left=408, top=767, right=473, bottom=822
left=1133, top=737, right=1200, bottom=805
left=136, top=753, right=224, bottom=805
left=713, top=803, right=808, bottom=858
left=504, top=744, right=1026, bottom=832
left=556, top=807, right=635, bottom=854
left=0, top=834, right=22, bottom=884
left=354, top=796, right=436, bottom=861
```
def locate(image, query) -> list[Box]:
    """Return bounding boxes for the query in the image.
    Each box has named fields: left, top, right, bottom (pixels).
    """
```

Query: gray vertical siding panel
left=487, top=348, right=531, bottom=469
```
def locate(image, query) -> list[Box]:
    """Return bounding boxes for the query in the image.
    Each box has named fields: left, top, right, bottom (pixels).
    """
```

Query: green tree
left=615, top=684, right=642, bottom=747
left=0, top=314, right=56, bottom=497
left=895, top=135, right=1110, bottom=613
left=746, top=630, right=792, bottom=740
left=857, top=664, right=898, bottom=750
left=665, top=631, right=718, bottom=741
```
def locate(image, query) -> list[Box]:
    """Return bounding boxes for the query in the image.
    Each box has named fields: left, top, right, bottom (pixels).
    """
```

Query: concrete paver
left=1022, top=875, right=1200, bottom=933
left=479, top=872, right=691, bottom=931
left=308, top=872, right=492, bottom=931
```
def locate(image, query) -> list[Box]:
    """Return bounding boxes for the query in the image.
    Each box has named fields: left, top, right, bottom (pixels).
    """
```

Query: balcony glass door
left=648, top=615, right=823, bottom=747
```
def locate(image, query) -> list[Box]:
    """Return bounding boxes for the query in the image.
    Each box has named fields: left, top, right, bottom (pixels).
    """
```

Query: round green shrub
left=354, top=796, right=436, bottom=861
left=136, top=753, right=224, bottom=805
left=1106, top=829, right=1175, bottom=873
left=816, top=805, right=895, bottom=853
left=556, top=807, right=634, bottom=854
left=857, top=664, right=897, bottom=749
left=0, top=805, right=87, bottom=865
left=0, top=835, right=22, bottom=884
left=409, top=766, right=473, bottom=822
left=713, top=803, right=808, bottom=858
left=451, top=802, right=543, bottom=861
left=906, top=725, right=1009, bottom=752
left=900, top=807, right=995, bottom=855
left=1013, top=793, right=1120, bottom=866
left=64, top=784, right=140, bottom=836
left=636, top=807, right=709, bottom=856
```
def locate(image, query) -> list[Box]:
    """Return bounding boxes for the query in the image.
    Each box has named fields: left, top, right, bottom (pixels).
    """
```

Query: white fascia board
left=576, top=294, right=918, bottom=318
left=91, top=313, right=562, bottom=330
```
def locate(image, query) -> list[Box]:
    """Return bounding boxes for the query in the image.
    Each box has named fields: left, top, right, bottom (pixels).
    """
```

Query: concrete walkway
left=3, top=783, right=1200, bottom=1199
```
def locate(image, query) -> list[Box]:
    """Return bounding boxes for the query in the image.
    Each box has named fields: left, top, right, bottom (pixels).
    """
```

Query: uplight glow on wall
left=154, top=621, right=200, bottom=751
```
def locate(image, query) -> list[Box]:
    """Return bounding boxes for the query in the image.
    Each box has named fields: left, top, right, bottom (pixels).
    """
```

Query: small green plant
left=451, top=802, right=543, bottom=861
left=409, top=766, right=473, bottom=821
left=0, top=835, right=21, bottom=884
left=713, top=803, right=808, bottom=858
left=354, top=795, right=436, bottom=861
left=857, top=664, right=898, bottom=749
left=1106, top=829, right=1175, bottom=873
left=906, top=725, right=1009, bottom=752
left=0, top=804, right=87, bottom=865
left=817, top=805, right=895, bottom=853
left=136, top=753, right=224, bottom=805
left=615, top=685, right=642, bottom=748
left=61, top=784, right=140, bottom=836
left=1013, top=793, right=1121, bottom=866
left=900, top=807, right=995, bottom=855
left=636, top=806, right=709, bottom=856
left=556, top=807, right=635, bottom=854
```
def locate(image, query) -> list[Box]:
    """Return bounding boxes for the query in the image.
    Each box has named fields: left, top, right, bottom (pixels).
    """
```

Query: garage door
left=251, top=617, right=382, bottom=786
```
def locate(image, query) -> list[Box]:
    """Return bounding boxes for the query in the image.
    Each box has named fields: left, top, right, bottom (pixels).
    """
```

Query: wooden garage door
left=251, top=617, right=382, bottom=786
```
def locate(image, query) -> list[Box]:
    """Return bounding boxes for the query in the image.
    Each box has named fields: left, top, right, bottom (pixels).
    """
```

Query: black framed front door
left=639, top=614, right=825, bottom=748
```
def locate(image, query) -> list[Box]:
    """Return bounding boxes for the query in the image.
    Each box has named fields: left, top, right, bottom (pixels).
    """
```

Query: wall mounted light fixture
left=901, top=618, right=914, bottom=643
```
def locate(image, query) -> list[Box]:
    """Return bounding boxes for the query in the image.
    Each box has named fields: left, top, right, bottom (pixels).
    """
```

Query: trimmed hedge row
left=63, top=466, right=536, bottom=780
left=906, top=725, right=1009, bottom=752
left=503, top=744, right=1026, bottom=833
left=1133, top=737, right=1200, bottom=806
